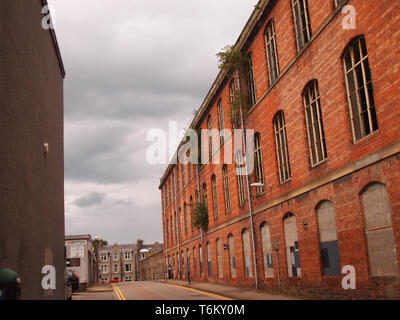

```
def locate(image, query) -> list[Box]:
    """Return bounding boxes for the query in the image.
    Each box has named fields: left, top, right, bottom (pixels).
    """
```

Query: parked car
left=109, top=279, right=119, bottom=283
left=67, top=270, right=79, bottom=292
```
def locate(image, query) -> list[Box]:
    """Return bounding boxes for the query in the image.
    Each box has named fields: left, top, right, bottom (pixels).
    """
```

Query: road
left=73, top=281, right=232, bottom=300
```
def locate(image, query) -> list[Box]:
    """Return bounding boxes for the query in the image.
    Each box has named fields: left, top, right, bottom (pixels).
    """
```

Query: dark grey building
left=0, top=0, right=65, bottom=299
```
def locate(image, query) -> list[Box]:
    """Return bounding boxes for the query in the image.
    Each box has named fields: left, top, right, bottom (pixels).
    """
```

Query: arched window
left=242, top=229, right=253, bottom=278
left=265, top=19, right=280, bottom=85
left=181, top=163, right=185, bottom=187
left=343, top=36, right=378, bottom=142
left=316, top=201, right=341, bottom=276
left=176, top=166, right=180, bottom=193
left=190, top=196, right=194, bottom=233
left=202, top=183, right=208, bottom=210
left=361, top=183, right=399, bottom=276
left=246, top=52, right=257, bottom=106
left=211, top=175, right=218, bottom=220
left=260, top=222, right=274, bottom=277
left=207, top=242, right=213, bottom=278
left=166, top=218, right=169, bottom=244
left=303, top=80, right=327, bottom=166
left=222, top=165, right=232, bottom=214
left=228, top=234, right=237, bottom=278
left=283, top=213, right=301, bottom=277
left=170, top=215, right=174, bottom=244
left=172, top=254, right=176, bottom=278
left=175, top=211, right=179, bottom=244
left=208, top=115, right=213, bottom=159
left=292, top=0, right=312, bottom=51
left=254, top=133, right=265, bottom=194
left=236, top=151, right=246, bottom=205
left=216, top=238, right=223, bottom=278
left=274, top=111, right=291, bottom=183
left=199, top=245, right=204, bottom=277
left=193, top=247, right=197, bottom=278
left=217, top=99, right=225, bottom=145
left=181, top=250, right=185, bottom=278
left=186, top=249, right=191, bottom=278
left=229, top=79, right=240, bottom=128
left=184, top=202, right=188, bottom=236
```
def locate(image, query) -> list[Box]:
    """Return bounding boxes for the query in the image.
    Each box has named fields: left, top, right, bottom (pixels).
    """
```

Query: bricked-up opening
left=242, top=229, right=253, bottom=278
left=254, top=133, right=266, bottom=194
left=316, top=201, right=341, bottom=276
left=218, top=99, right=225, bottom=145
left=228, top=234, right=237, bottom=278
left=273, top=111, right=291, bottom=183
left=207, top=242, right=213, bottom=278
left=360, top=182, right=399, bottom=276
left=222, top=165, right=232, bottom=214
left=291, top=0, right=312, bottom=51
left=216, top=238, right=223, bottom=278
left=343, top=36, right=378, bottom=142
left=181, top=250, right=185, bottom=278
left=212, top=175, right=219, bottom=221
left=246, top=52, right=257, bottom=107
left=303, top=80, right=328, bottom=167
left=264, top=19, right=280, bottom=86
left=284, top=213, right=301, bottom=277
left=199, top=245, right=204, bottom=277
left=260, top=222, right=274, bottom=277
left=186, top=249, right=191, bottom=278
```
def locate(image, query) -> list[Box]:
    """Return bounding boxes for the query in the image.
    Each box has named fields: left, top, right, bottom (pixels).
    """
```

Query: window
left=261, top=222, right=274, bottom=277
left=292, top=0, right=312, bottom=51
left=173, top=172, right=176, bottom=198
left=190, top=196, right=194, bottom=233
left=265, top=20, right=280, bottom=85
left=222, top=165, right=232, bottom=214
left=361, top=183, right=399, bottom=276
left=193, top=247, right=197, bottom=277
left=113, top=253, right=119, bottom=261
left=334, top=0, right=346, bottom=8
left=254, top=133, right=265, bottom=194
left=343, top=36, right=378, bottom=142
left=274, top=111, right=291, bottom=183
left=317, top=201, right=341, bottom=276
left=207, top=242, right=213, bottom=278
left=217, top=99, right=225, bottom=145
left=124, top=252, right=132, bottom=260
left=176, top=166, right=180, bottom=193
left=184, top=203, right=188, bottom=236
left=175, top=211, right=178, bottom=243
left=247, top=53, right=257, bottom=106
left=101, top=265, right=108, bottom=274
left=100, top=253, right=107, bottom=262
left=207, top=116, right=213, bottom=159
left=188, top=163, right=191, bottom=180
left=202, top=183, right=208, bottom=210
left=199, top=245, right=204, bottom=277
left=230, top=78, right=240, bottom=128
left=113, top=265, right=119, bottom=273
left=181, top=251, right=185, bottom=277
left=236, top=151, right=246, bottom=205
left=242, top=229, right=253, bottom=278
left=216, top=238, right=223, bottom=278
left=124, top=264, right=132, bottom=272
left=170, top=215, right=174, bottom=244
left=228, top=234, right=237, bottom=278
left=303, top=80, right=327, bottom=166
left=211, top=175, right=218, bottom=220
left=168, top=180, right=171, bottom=203
left=182, top=164, right=185, bottom=187
left=186, top=249, right=191, bottom=277
left=283, top=213, right=301, bottom=277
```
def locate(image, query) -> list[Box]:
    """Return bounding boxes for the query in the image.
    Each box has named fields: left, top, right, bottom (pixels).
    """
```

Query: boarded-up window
left=261, top=222, right=274, bottom=277
left=207, top=242, right=213, bottom=278
left=361, top=183, right=399, bottom=276
left=216, top=238, right=223, bottom=278
left=317, top=201, right=341, bottom=276
left=284, top=213, right=301, bottom=277
left=242, top=229, right=253, bottom=278
left=228, top=234, right=237, bottom=278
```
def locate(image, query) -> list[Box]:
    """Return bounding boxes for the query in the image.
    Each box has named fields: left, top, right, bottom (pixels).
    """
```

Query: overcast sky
left=49, top=0, right=258, bottom=244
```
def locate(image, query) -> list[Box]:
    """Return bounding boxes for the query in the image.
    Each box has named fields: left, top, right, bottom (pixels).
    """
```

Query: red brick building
left=159, top=0, right=400, bottom=299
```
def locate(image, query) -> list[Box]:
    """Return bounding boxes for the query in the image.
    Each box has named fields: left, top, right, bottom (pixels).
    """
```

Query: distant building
left=0, top=0, right=65, bottom=299
left=137, top=242, right=164, bottom=281
left=65, top=235, right=97, bottom=291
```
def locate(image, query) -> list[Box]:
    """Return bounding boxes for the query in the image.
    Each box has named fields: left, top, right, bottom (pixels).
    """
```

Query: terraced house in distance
left=159, top=0, right=400, bottom=299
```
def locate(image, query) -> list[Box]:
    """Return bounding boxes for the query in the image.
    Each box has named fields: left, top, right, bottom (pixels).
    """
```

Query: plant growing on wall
left=192, top=201, right=209, bottom=231
left=216, top=45, right=252, bottom=127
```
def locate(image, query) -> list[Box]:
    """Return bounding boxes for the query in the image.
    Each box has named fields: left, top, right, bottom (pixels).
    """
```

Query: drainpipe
left=238, top=73, right=259, bottom=290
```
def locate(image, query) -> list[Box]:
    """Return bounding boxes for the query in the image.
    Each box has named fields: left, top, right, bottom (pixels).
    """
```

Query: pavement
left=157, top=279, right=299, bottom=300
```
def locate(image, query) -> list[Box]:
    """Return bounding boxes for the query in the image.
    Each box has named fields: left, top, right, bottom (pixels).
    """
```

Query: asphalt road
left=73, top=281, right=231, bottom=300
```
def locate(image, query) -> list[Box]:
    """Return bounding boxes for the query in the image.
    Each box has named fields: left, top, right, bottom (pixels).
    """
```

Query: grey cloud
left=73, top=192, right=106, bottom=208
